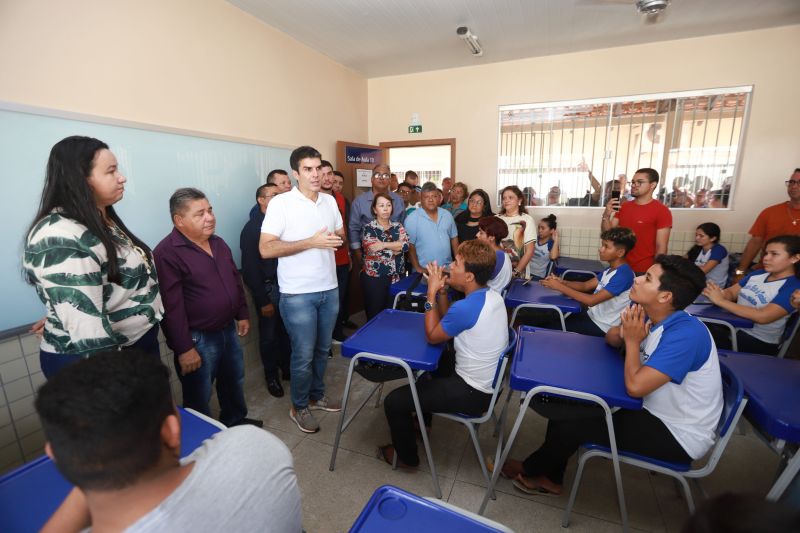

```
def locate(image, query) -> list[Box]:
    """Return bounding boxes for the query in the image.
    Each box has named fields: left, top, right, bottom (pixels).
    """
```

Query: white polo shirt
left=261, top=187, right=343, bottom=294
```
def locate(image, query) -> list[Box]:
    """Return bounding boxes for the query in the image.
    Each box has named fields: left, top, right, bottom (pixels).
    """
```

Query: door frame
left=379, top=138, right=456, bottom=182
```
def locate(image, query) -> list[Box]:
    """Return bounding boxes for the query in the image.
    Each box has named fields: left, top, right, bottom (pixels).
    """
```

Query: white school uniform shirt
left=261, top=187, right=343, bottom=294
left=529, top=238, right=554, bottom=278
left=639, top=311, right=723, bottom=460
left=487, top=250, right=512, bottom=293
left=440, top=288, right=509, bottom=394
left=695, top=244, right=729, bottom=288
left=587, top=263, right=635, bottom=333
left=737, top=270, right=800, bottom=345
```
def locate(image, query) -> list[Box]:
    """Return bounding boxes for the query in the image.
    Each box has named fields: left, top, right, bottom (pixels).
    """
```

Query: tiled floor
left=226, top=314, right=785, bottom=533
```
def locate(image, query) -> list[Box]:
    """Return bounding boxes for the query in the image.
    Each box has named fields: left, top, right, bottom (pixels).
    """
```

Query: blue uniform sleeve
left=644, top=318, right=710, bottom=384
left=547, top=240, right=554, bottom=251
left=709, top=244, right=727, bottom=261
left=440, top=291, right=485, bottom=337
left=772, top=278, right=800, bottom=312
left=603, top=265, right=634, bottom=296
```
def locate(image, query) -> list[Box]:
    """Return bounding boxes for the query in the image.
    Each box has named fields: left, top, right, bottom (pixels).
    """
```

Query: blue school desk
left=504, top=278, right=583, bottom=330
left=332, top=310, right=446, bottom=497
left=686, top=304, right=755, bottom=329
left=553, top=256, right=606, bottom=277
left=719, top=351, right=800, bottom=502
left=350, top=485, right=512, bottom=532
left=0, top=408, right=224, bottom=533
left=479, top=327, right=641, bottom=530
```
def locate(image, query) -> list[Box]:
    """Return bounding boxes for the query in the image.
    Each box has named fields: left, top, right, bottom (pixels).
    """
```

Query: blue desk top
left=389, top=274, right=428, bottom=297
left=719, top=351, right=800, bottom=443
left=504, top=278, right=583, bottom=313
left=341, top=310, right=445, bottom=371
left=554, top=257, right=606, bottom=275
left=350, top=485, right=509, bottom=532
left=0, top=407, right=223, bottom=533
left=510, top=327, right=642, bottom=410
left=686, top=304, right=754, bottom=329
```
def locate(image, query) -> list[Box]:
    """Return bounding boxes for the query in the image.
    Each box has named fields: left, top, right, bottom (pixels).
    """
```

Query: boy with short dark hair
left=541, top=227, right=637, bottom=336
left=36, top=350, right=301, bottom=533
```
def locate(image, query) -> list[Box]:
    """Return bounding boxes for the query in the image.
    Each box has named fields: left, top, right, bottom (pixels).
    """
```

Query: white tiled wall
left=557, top=227, right=749, bottom=261
left=0, top=293, right=262, bottom=475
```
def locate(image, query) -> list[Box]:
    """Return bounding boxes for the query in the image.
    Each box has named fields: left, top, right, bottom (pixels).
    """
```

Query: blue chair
left=562, top=363, right=747, bottom=527
left=778, top=312, right=799, bottom=359
left=430, top=328, right=517, bottom=493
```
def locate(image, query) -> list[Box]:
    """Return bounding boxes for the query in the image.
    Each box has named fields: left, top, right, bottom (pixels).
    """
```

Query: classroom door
left=335, top=141, right=384, bottom=202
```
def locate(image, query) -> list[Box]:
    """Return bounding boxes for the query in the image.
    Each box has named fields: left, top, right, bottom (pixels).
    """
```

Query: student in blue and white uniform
left=529, top=214, right=560, bottom=279
left=541, top=227, right=636, bottom=337
left=500, top=255, right=721, bottom=496
left=379, top=240, right=508, bottom=467
left=703, top=234, right=800, bottom=355
left=475, top=216, right=513, bottom=294
left=686, top=222, right=729, bottom=302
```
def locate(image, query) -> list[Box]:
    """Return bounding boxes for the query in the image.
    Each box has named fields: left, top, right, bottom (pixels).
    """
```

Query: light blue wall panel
left=0, top=107, right=291, bottom=332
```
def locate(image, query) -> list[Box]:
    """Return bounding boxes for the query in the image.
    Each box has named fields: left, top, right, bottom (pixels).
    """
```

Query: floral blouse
left=361, top=220, right=409, bottom=282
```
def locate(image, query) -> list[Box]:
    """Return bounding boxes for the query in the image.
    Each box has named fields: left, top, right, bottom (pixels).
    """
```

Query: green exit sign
left=408, top=125, right=422, bottom=134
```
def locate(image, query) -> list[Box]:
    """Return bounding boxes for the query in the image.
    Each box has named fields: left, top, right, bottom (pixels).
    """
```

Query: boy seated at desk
left=500, top=255, right=722, bottom=496
left=540, top=227, right=636, bottom=337
left=36, top=350, right=302, bottom=533
left=378, top=240, right=508, bottom=467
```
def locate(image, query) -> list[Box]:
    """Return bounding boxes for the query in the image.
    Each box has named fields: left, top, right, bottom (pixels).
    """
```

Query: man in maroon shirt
left=154, top=188, right=261, bottom=428
left=601, top=168, right=672, bottom=273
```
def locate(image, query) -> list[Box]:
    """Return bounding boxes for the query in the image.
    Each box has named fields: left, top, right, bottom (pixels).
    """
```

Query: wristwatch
left=424, top=300, right=435, bottom=312
left=735, top=269, right=746, bottom=276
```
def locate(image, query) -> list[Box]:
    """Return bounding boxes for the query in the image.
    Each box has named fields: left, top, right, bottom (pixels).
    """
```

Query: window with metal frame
left=497, top=86, right=752, bottom=209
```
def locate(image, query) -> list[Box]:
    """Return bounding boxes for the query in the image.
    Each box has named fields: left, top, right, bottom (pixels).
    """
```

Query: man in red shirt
left=734, top=168, right=800, bottom=281
left=320, top=160, right=352, bottom=343
left=601, top=168, right=672, bottom=273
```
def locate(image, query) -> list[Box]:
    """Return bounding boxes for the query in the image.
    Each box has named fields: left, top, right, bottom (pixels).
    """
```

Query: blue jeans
left=279, top=288, right=339, bottom=409
left=176, top=322, right=247, bottom=427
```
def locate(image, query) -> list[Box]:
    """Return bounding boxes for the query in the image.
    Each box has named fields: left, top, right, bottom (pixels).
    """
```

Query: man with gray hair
left=348, top=163, right=405, bottom=266
left=404, top=182, right=459, bottom=273
left=154, top=188, right=261, bottom=428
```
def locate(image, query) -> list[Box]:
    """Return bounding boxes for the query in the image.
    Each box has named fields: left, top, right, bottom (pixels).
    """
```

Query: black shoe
left=343, top=320, right=359, bottom=330
left=328, top=349, right=334, bottom=359
left=232, top=417, right=263, bottom=428
left=332, top=332, right=347, bottom=344
left=266, top=377, right=284, bottom=398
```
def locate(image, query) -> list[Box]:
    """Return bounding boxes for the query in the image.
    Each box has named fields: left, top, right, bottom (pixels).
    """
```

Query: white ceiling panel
left=228, top=0, right=800, bottom=77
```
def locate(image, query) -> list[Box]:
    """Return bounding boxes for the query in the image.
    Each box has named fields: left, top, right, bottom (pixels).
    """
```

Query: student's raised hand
left=620, top=304, right=650, bottom=346
left=425, top=261, right=447, bottom=294
left=791, top=289, right=800, bottom=310
left=702, top=282, right=725, bottom=305
left=310, top=227, right=343, bottom=249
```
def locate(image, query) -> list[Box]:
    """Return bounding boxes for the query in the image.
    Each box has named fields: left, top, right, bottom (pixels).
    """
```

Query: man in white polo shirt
left=260, top=146, right=345, bottom=434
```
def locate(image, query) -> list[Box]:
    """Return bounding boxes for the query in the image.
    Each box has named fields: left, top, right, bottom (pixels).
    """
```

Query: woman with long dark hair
left=497, top=185, right=536, bottom=278
left=24, top=136, right=163, bottom=378
left=455, top=189, right=493, bottom=243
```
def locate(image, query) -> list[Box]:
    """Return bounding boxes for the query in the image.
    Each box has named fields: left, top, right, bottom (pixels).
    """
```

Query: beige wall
left=0, top=0, right=367, bottom=161
left=368, top=25, right=800, bottom=233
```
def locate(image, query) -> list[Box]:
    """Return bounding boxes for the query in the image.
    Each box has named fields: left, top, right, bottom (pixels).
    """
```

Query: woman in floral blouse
left=24, top=136, right=163, bottom=378
left=360, top=192, right=410, bottom=320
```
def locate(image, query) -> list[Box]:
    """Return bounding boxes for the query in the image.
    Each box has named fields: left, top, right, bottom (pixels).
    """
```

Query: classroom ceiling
left=228, top=0, right=800, bottom=78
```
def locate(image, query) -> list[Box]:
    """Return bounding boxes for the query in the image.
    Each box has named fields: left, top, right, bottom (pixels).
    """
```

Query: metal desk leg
left=329, top=356, right=359, bottom=471
left=767, top=448, right=800, bottom=501
left=509, top=304, right=566, bottom=331
left=405, top=363, right=443, bottom=499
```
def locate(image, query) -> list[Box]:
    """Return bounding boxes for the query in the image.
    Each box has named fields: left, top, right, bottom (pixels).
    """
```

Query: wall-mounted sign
left=345, top=146, right=381, bottom=165
left=356, top=168, right=373, bottom=187
left=408, top=125, right=422, bottom=134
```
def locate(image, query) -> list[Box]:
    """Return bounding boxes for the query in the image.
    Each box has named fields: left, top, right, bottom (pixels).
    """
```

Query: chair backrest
left=491, top=327, right=517, bottom=389
left=560, top=269, right=597, bottom=282
left=693, top=362, right=747, bottom=477
left=777, top=311, right=800, bottom=359
left=717, top=363, right=746, bottom=437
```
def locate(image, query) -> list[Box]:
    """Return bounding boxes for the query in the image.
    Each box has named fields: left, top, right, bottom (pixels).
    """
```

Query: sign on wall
left=345, top=146, right=381, bottom=164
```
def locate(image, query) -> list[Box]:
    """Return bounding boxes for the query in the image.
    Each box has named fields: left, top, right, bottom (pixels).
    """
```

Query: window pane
left=498, top=88, right=751, bottom=209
